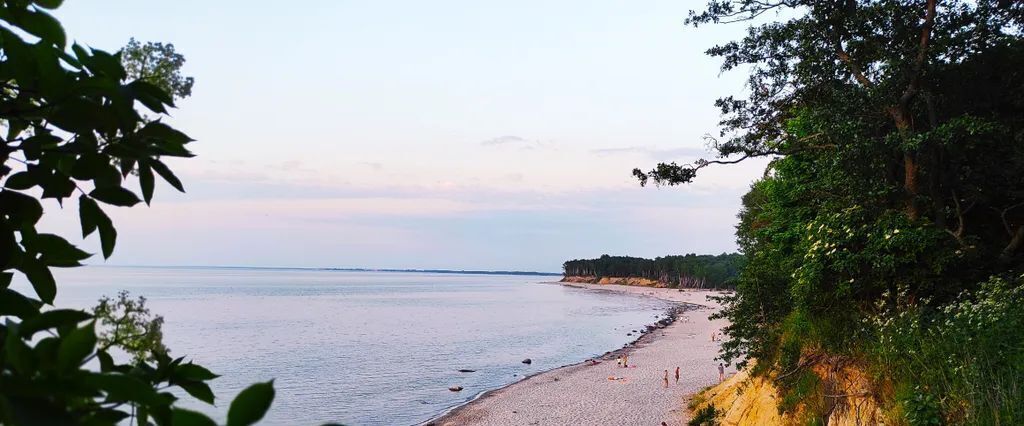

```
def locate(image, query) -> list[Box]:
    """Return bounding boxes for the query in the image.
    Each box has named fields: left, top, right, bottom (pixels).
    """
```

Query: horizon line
left=84, top=264, right=564, bottom=276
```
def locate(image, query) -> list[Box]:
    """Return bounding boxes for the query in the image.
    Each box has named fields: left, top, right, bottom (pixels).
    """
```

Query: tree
left=121, top=38, right=194, bottom=102
left=635, top=1, right=1024, bottom=422
left=0, top=2, right=274, bottom=425
left=94, top=291, right=168, bottom=363
left=562, top=253, right=744, bottom=289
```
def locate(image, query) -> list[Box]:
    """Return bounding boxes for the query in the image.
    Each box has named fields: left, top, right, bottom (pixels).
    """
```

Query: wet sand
left=431, top=284, right=735, bottom=426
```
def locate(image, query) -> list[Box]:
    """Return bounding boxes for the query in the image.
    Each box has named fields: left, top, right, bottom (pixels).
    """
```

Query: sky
left=41, top=1, right=770, bottom=272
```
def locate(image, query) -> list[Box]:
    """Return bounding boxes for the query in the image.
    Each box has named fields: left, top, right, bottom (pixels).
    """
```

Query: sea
left=15, top=266, right=674, bottom=425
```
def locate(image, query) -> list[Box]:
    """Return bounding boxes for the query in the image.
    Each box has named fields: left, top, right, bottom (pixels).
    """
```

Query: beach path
left=433, top=285, right=735, bottom=426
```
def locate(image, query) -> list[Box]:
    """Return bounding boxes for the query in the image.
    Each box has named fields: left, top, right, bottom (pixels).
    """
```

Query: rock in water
left=448, top=386, right=463, bottom=392
left=521, top=358, right=532, bottom=364
left=457, top=369, right=476, bottom=373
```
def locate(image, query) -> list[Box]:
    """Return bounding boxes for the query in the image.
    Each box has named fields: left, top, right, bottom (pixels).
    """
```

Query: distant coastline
left=86, top=264, right=562, bottom=277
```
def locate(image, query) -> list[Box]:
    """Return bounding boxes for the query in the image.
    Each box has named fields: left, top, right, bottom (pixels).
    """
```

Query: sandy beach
left=430, top=283, right=735, bottom=426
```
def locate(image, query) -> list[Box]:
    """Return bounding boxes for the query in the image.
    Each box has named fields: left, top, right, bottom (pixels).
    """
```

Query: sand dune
left=431, top=284, right=735, bottom=426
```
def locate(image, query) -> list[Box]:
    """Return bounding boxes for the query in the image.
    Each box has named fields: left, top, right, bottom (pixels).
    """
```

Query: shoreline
left=426, top=282, right=733, bottom=426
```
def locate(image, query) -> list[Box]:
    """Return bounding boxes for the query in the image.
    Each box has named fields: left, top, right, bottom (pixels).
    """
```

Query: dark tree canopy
left=121, top=38, right=194, bottom=102
left=639, top=1, right=1024, bottom=423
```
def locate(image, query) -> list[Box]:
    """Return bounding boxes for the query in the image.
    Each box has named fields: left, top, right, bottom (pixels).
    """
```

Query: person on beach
left=616, top=356, right=622, bottom=367
left=663, top=370, right=669, bottom=388
left=718, top=363, right=725, bottom=382
left=675, top=366, right=680, bottom=383
left=623, top=354, right=629, bottom=368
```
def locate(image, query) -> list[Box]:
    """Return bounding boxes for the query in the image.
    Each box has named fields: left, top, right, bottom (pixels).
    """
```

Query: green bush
left=871, top=275, right=1024, bottom=424
left=688, top=404, right=720, bottom=426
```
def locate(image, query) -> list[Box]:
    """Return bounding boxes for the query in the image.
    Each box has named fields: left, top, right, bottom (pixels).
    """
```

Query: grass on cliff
left=870, top=275, right=1024, bottom=425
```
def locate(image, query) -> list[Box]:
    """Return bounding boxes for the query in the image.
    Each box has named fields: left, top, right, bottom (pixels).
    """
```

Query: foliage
left=94, top=290, right=168, bottom=363
left=122, top=37, right=194, bottom=102
left=637, top=0, right=1024, bottom=423
left=0, top=1, right=278, bottom=424
left=871, top=275, right=1024, bottom=424
left=688, top=404, right=720, bottom=426
left=562, top=253, right=744, bottom=288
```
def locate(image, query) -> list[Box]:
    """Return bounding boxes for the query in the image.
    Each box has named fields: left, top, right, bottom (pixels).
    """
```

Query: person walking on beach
left=663, top=370, right=669, bottom=388
left=616, top=356, right=622, bottom=368
left=675, top=366, right=680, bottom=383
left=623, top=354, right=628, bottom=368
left=718, top=363, right=725, bottom=382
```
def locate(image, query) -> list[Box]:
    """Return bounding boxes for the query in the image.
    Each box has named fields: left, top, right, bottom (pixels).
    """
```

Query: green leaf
left=83, top=409, right=130, bottom=424
left=139, top=162, right=154, bottom=205
left=128, top=80, right=175, bottom=112
left=150, top=159, right=185, bottom=192
left=84, top=373, right=164, bottom=406
left=19, top=309, right=91, bottom=338
left=0, top=190, right=43, bottom=226
left=179, top=381, right=216, bottom=405
left=32, top=0, right=64, bottom=9
left=79, top=195, right=101, bottom=237
left=22, top=233, right=91, bottom=267
left=96, top=350, right=115, bottom=372
left=4, top=171, right=36, bottom=190
left=98, top=218, right=117, bottom=259
left=6, top=118, right=28, bottom=141
left=82, top=197, right=120, bottom=258
left=0, top=288, right=41, bottom=318
left=175, top=363, right=219, bottom=381
left=57, top=320, right=96, bottom=372
left=137, top=121, right=194, bottom=145
left=15, top=8, right=66, bottom=48
left=89, top=187, right=140, bottom=207
left=227, top=381, right=275, bottom=426
left=17, top=256, right=56, bottom=304
left=47, top=98, right=105, bottom=134
left=5, top=322, right=35, bottom=374
left=71, top=154, right=121, bottom=186
left=39, top=173, right=76, bottom=201
left=84, top=48, right=126, bottom=81
left=172, top=409, right=217, bottom=426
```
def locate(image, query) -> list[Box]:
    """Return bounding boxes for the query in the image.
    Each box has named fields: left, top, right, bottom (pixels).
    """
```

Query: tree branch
left=834, top=43, right=876, bottom=89
left=898, top=0, right=938, bottom=108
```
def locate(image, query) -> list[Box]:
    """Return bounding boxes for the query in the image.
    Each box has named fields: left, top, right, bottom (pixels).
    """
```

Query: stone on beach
left=521, top=358, right=532, bottom=364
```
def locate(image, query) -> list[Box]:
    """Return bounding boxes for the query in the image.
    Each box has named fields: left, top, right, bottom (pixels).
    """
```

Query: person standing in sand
left=623, top=354, right=628, bottom=368
left=718, top=363, right=725, bottom=382
left=663, top=370, right=669, bottom=388
left=674, top=366, right=680, bottom=383
left=616, top=356, right=622, bottom=368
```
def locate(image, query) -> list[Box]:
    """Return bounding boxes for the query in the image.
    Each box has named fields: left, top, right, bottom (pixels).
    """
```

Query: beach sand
left=430, top=283, right=735, bottom=426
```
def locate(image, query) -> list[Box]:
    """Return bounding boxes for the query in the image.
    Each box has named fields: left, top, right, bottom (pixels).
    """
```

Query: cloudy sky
left=44, top=1, right=769, bottom=272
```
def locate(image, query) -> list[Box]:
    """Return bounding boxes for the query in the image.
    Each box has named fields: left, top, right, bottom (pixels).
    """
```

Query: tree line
left=562, top=253, right=744, bottom=289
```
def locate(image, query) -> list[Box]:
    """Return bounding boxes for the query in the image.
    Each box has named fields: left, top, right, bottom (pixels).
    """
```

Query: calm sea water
left=16, top=266, right=672, bottom=425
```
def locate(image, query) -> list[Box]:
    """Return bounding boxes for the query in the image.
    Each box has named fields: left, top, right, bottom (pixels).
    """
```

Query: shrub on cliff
left=871, top=275, right=1024, bottom=424
left=639, top=1, right=1024, bottom=423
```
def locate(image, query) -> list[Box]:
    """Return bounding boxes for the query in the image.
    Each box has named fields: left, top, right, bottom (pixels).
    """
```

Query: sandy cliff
left=561, top=275, right=666, bottom=287
left=690, top=361, right=884, bottom=425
